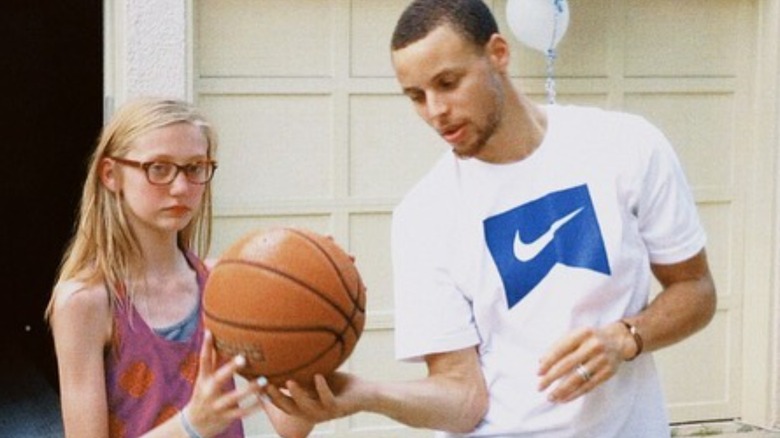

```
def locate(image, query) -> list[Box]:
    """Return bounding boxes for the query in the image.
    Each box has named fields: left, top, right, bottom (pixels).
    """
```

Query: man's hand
left=263, top=372, right=365, bottom=424
left=260, top=347, right=488, bottom=434
left=537, top=322, right=631, bottom=403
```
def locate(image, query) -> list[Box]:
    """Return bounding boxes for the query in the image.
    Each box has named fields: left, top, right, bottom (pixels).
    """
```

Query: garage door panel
left=625, top=0, right=743, bottom=77
left=201, top=95, right=334, bottom=207
left=624, top=93, right=736, bottom=189
left=350, top=94, right=445, bottom=199
left=533, top=91, right=610, bottom=108
left=350, top=214, right=395, bottom=316
left=698, top=203, right=739, bottom=300
left=212, top=216, right=334, bottom=258
left=656, top=311, right=738, bottom=421
left=198, top=0, right=335, bottom=77
left=351, top=1, right=408, bottom=77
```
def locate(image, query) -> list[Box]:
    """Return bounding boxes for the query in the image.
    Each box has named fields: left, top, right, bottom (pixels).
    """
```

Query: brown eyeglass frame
left=108, top=156, right=217, bottom=185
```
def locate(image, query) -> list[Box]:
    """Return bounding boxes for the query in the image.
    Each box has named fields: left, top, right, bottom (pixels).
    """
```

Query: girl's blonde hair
left=46, top=97, right=217, bottom=321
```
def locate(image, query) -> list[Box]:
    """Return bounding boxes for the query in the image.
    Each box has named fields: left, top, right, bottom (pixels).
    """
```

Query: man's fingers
left=548, top=361, right=604, bottom=403
left=538, top=328, right=610, bottom=391
left=264, top=383, right=299, bottom=415
left=313, top=374, right=337, bottom=407
left=538, top=328, right=592, bottom=374
left=545, top=352, right=615, bottom=403
left=538, top=338, right=593, bottom=390
left=286, top=380, right=318, bottom=407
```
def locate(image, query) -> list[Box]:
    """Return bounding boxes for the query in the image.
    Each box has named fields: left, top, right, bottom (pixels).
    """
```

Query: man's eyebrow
left=401, top=67, right=460, bottom=92
left=432, top=66, right=462, bottom=82
left=401, top=86, right=422, bottom=96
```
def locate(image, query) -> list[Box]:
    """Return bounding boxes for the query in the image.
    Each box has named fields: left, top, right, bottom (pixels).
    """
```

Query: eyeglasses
left=109, top=156, right=217, bottom=185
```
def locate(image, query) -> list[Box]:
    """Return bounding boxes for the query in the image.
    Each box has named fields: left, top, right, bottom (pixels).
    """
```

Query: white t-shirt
left=392, top=105, right=706, bottom=437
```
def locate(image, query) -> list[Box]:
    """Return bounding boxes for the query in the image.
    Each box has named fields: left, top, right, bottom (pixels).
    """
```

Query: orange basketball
left=203, top=227, right=366, bottom=387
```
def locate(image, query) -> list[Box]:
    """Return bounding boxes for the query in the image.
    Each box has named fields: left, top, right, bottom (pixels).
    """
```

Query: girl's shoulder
left=51, top=278, right=113, bottom=344
left=53, top=277, right=109, bottom=310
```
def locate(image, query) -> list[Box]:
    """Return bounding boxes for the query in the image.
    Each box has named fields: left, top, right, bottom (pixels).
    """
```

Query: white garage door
left=195, top=1, right=754, bottom=435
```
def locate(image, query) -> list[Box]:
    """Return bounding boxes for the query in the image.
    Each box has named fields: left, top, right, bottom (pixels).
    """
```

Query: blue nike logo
left=484, top=185, right=611, bottom=309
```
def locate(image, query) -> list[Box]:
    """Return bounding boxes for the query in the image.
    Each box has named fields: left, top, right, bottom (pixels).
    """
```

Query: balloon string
left=545, top=49, right=557, bottom=104
left=546, top=0, right=565, bottom=104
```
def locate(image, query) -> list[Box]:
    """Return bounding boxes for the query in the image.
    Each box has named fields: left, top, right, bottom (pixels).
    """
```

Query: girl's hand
left=182, top=331, right=263, bottom=437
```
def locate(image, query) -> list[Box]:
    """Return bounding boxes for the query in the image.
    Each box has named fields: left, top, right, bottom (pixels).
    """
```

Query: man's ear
left=99, top=157, right=120, bottom=193
left=486, top=33, right=511, bottom=71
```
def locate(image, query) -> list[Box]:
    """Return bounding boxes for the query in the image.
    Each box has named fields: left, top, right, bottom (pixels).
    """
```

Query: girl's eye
left=185, top=162, right=206, bottom=176
left=148, top=162, right=174, bottom=178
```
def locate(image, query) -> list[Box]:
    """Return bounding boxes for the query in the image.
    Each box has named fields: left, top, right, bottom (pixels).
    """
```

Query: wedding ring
left=576, top=363, right=592, bottom=382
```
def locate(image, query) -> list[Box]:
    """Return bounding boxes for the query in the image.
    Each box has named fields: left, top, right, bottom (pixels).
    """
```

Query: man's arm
left=264, top=346, right=489, bottom=434
left=538, top=249, right=716, bottom=403
left=627, top=248, right=717, bottom=352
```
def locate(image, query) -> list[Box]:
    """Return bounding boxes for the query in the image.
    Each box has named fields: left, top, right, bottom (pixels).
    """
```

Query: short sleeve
left=391, top=187, right=481, bottom=362
left=634, top=120, right=707, bottom=264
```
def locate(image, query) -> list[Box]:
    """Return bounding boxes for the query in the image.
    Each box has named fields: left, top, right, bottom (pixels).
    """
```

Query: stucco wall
left=106, top=0, right=188, bottom=104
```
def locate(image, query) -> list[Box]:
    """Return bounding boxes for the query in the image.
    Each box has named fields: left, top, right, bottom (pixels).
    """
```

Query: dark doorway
left=2, top=2, right=102, bottom=434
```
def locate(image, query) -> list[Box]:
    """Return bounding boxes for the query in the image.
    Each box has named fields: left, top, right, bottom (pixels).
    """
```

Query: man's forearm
left=631, top=251, right=717, bottom=353
left=366, top=372, right=488, bottom=433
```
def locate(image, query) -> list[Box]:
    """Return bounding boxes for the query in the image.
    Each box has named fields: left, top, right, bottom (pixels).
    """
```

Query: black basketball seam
left=288, top=228, right=366, bottom=314
left=213, top=258, right=358, bottom=328
left=206, top=228, right=365, bottom=379
left=265, top=335, right=345, bottom=381
left=204, top=307, right=349, bottom=378
left=286, top=229, right=365, bottom=349
left=287, top=228, right=366, bottom=335
left=203, top=307, right=342, bottom=333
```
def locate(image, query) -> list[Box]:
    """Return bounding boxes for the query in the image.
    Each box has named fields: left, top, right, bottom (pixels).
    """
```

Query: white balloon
left=506, top=0, right=570, bottom=53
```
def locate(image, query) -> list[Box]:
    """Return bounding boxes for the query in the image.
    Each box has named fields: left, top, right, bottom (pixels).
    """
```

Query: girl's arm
left=52, top=281, right=303, bottom=438
left=50, top=281, right=113, bottom=437
left=140, top=331, right=308, bottom=438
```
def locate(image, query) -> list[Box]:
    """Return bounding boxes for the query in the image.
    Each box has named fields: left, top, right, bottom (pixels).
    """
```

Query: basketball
left=203, top=227, right=366, bottom=387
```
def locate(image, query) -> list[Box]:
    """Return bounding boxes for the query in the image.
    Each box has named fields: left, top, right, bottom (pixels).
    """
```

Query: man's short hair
left=391, top=0, right=499, bottom=51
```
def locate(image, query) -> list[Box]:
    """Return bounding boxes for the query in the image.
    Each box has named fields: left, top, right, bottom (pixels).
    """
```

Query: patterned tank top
left=104, top=252, right=244, bottom=438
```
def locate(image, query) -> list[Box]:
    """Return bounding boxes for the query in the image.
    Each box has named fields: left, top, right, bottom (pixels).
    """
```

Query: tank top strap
left=183, top=250, right=209, bottom=293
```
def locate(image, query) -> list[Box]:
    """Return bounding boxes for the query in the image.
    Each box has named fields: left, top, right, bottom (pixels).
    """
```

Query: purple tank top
left=105, top=252, right=244, bottom=438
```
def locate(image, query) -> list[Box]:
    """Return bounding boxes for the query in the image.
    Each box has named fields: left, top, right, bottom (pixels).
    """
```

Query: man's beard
left=453, top=72, right=505, bottom=159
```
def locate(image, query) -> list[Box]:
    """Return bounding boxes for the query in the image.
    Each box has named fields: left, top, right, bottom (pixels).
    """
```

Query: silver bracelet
left=180, top=409, right=204, bottom=438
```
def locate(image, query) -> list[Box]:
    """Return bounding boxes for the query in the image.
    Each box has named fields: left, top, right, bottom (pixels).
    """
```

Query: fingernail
left=256, top=376, right=268, bottom=387
left=234, top=355, right=246, bottom=367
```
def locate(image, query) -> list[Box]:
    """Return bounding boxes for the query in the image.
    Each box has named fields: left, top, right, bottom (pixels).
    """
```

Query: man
left=267, top=0, right=716, bottom=436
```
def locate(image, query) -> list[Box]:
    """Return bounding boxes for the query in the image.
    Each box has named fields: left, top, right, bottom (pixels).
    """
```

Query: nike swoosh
left=513, top=207, right=584, bottom=262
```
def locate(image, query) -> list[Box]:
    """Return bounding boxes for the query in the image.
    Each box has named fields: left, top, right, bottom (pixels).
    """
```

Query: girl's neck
left=144, top=244, right=188, bottom=277
left=134, top=228, right=189, bottom=278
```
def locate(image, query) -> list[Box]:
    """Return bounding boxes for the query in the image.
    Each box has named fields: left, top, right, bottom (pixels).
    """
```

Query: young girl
left=46, top=98, right=313, bottom=438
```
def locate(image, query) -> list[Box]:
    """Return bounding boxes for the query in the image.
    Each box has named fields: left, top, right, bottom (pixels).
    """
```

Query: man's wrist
left=619, top=319, right=643, bottom=361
